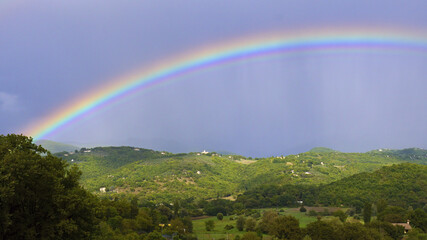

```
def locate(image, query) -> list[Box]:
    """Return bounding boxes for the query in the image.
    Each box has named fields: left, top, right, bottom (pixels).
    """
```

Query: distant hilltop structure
left=201, top=150, right=209, bottom=154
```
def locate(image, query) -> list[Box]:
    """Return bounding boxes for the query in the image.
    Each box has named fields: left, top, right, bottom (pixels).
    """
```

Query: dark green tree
left=333, top=210, right=347, bottom=223
left=269, top=215, right=301, bottom=240
left=336, top=223, right=379, bottom=240
left=136, top=210, right=154, bottom=232
left=130, top=197, right=139, bottom=219
left=366, top=220, right=403, bottom=240
left=205, top=219, right=215, bottom=231
left=378, top=206, right=406, bottom=222
left=376, top=199, right=388, bottom=215
left=408, top=208, right=427, bottom=232
left=217, top=212, right=224, bottom=220
left=237, top=216, right=246, bottom=231
left=257, top=210, right=278, bottom=233
left=300, top=205, right=307, bottom=212
left=0, top=134, right=97, bottom=239
left=173, top=199, right=181, bottom=218
left=245, top=217, right=256, bottom=232
left=306, top=220, right=337, bottom=240
left=170, top=218, right=186, bottom=235
left=363, top=202, right=372, bottom=223
left=181, top=216, right=193, bottom=233
left=145, top=231, right=165, bottom=240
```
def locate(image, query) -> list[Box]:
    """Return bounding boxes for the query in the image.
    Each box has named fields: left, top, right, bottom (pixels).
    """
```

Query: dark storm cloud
left=1, top=0, right=427, bottom=156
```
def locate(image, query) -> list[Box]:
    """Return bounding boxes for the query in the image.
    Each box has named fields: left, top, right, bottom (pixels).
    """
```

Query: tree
left=408, top=208, right=427, bottom=232
left=170, top=218, right=186, bottom=235
left=217, top=212, right=224, bottom=220
left=245, top=217, right=256, bottom=232
left=145, top=231, right=165, bottom=240
left=205, top=220, right=215, bottom=231
left=237, top=216, right=246, bottom=231
left=336, top=223, right=379, bottom=240
left=135, top=209, right=154, bottom=232
left=366, top=220, right=403, bottom=240
left=363, top=203, right=372, bottom=223
left=269, top=215, right=301, bottom=240
left=181, top=216, right=193, bottom=233
left=257, top=210, right=278, bottom=233
left=300, top=205, right=307, bottom=212
left=378, top=206, right=406, bottom=223
left=130, top=197, right=139, bottom=219
left=224, top=224, right=234, bottom=230
left=333, top=210, right=347, bottom=223
left=376, top=199, right=388, bottom=215
left=306, top=220, right=336, bottom=240
left=173, top=199, right=181, bottom=218
left=0, top=134, right=97, bottom=239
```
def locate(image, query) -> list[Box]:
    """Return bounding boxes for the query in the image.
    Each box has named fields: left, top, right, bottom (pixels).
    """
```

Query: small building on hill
left=392, top=220, right=412, bottom=233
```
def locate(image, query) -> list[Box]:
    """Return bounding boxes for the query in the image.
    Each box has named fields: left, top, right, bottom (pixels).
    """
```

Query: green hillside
left=236, top=163, right=427, bottom=209
left=318, top=163, right=427, bottom=208
left=369, top=148, right=427, bottom=164
left=36, top=139, right=79, bottom=153
left=55, top=147, right=426, bottom=202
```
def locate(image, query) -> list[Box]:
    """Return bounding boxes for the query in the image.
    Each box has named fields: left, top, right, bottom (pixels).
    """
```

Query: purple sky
left=1, top=0, right=427, bottom=156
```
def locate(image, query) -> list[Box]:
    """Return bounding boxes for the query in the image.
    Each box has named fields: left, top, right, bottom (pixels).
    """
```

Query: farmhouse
left=391, top=220, right=412, bottom=233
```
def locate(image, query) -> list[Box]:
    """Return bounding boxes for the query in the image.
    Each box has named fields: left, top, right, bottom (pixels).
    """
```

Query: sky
left=1, top=0, right=427, bottom=157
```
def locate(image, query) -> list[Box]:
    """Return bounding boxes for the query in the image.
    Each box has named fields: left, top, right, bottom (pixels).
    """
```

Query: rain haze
left=1, top=0, right=427, bottom=157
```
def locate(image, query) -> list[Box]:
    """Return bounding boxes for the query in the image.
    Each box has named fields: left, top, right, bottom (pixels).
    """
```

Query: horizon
left=35, top=138, right=426, bottom=158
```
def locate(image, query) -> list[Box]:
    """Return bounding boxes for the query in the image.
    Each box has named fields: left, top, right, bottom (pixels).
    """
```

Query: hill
left=35, top=139, right=79, bottom=153
left=318, top=163, right=427, bottom=208
left=369, top=148, right=427, bottom=164
left=55, top=146, right=426, bottom=202
left=236, top=163, right=427, bottom=209
left=308, top=147, right=338, bottom=153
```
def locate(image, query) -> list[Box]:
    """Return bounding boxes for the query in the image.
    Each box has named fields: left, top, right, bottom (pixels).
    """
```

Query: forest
left=1, top=134, right=426, bottom=240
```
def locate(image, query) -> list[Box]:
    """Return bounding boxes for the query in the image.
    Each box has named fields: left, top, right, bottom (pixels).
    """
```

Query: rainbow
left=23, top=27, right=427, bottom=140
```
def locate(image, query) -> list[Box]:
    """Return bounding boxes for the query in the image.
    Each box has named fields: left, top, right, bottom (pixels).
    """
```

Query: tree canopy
left=0, top=134, right=97, bottom=239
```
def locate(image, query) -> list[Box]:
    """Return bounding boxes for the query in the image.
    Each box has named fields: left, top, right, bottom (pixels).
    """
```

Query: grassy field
left=192, top=208, right=321, bottom=240
left=193, top=216, right=239, bottom=240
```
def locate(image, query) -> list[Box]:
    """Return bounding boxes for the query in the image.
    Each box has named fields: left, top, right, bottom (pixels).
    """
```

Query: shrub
left=300, top=206, right=307, bottom=212
left=205, top=220, right=215, bottom=231
left=308, top=210, right=318, bottom=216
left=224, top=224, right=234, bottom=231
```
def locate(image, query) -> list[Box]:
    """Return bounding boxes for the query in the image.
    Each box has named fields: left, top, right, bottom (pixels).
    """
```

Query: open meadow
left=192, top=208, right=335, bottom=239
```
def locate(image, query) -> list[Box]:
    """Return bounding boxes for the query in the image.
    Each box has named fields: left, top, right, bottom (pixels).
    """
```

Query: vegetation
left=236, top=163, right=427, bottom=210
left=54, top=145, right=426, bottom=203
left=0, top=134, right=97, bottom=239
left=2, top=134, right=427, bottom=239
